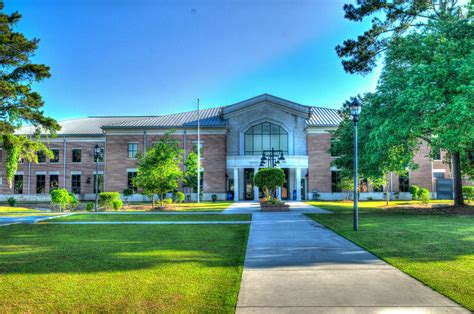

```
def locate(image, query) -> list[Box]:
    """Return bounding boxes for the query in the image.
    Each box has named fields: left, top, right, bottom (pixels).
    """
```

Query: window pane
left=280, top=134, right=288, bottom=152
left=93, top=174, right=104, bottom=193
left=262, top=134, right=270, bottom=151
left=244, top=134, right=252, bottom=153
left=37, top=151, right=46, bottom=163
left=270, top=134, right=279, bottom=150
left=14, top=175, right=23, bottom=194
left=243, top=122, right=288, bottom=155
left=72, top=149, right=81, bottom=163
left=50, top=149, right=60, bottom=163
left=72, top=175, right=81, bottom=194
left=128, top=172, right=138, bottom=193
left=50, top=175, right=59, bottom=189
left=36, top=175, right=46, bottom=194
left=271, top=124, right=279, bottom=134
left=262, top=123, right=270, bottom=135
left=253, top=135, right=262, bottom=153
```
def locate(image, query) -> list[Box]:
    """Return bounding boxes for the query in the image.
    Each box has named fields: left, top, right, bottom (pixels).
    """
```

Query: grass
left=124, top=201, right=233, bottom=212
left=306, top=201, right=474, bottom=311
left=0, top=223, right=249, bottom=312
left=0, top=206, right=43, bottom=213
left=49, top=213, right=251, bottom=222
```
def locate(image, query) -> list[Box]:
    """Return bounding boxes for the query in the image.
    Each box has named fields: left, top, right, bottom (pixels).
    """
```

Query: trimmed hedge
left=462, top=186, right=474, bottom=203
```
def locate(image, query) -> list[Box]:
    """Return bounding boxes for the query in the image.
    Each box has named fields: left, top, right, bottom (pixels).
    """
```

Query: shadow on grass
left=0, top=224, right=249, bottom=275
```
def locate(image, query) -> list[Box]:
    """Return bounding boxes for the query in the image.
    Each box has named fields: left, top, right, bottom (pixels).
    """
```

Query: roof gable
left=222, top=94, right=311, bottom=119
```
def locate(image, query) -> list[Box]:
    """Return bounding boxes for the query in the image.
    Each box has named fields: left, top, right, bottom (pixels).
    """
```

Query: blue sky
left=7, top=0, right=381, bottom=120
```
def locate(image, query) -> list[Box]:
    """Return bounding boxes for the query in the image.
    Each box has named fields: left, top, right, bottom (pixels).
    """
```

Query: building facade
left=0, top=94, right=463, bottom=201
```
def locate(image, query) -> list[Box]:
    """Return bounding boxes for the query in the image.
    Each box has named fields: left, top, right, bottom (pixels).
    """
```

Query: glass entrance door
left=244, top=168, right=254, bottom=200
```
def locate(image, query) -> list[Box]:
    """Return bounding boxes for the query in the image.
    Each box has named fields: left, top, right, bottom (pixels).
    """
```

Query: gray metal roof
left=306, top=107, right=342, bottom=127
left=17, top=95, right=341, bottom=136
left=102, top=107, right=225, bottom=129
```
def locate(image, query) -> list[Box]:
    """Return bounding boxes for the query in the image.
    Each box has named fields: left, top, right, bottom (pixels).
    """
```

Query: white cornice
left=305, top=127, right=337, bottom=134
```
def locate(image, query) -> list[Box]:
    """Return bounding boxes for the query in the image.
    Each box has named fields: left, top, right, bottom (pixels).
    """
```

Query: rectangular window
left=37, top=151, right=46, bottom=163
left=50, top=174, right=59, bottom=190
left=127, top=171, right=137, bottom=193
left=331, top=171, right=342, bottom=192
left=50, top=149, right=60, bottom=163
left=36, top=175, right=46, bottom=194
left=433, top=149, right=441, bottom=160
left=399, top=175, right=410, bottom=192
left=193, top=141, right=204, bottom=158
left=14, top=175, right=23, bottom=194
left=93, top=173, right=104, bottom=193
left=94, top=146, right=104, bottom=162
left=71, top=175, right=81, bottom=194
left=72, top=149, right=81, bottom=163
left=433, top=172, right=444, bottom=179
left=128, top=143, right=138, bottom=159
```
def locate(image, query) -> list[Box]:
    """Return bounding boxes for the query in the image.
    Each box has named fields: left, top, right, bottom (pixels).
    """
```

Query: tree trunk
left=385, top=183, right=389, bottom=207
left=452, top=152, right=464, bottom=206
left=160, top=193, right=164, bottom=207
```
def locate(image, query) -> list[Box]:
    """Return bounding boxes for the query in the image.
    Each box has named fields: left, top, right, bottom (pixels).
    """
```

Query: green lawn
left=0, top=223, right=249, bottom=312
left=49, top=213, right=251, bottom=222
left=306, top=201, right=474, bottom=311
left=0, top=206, right=43, bottom=213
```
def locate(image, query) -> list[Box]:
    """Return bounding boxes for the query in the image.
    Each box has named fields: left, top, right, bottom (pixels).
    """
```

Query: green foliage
left=7, top=197, right=16, bottom=207
left=163, top=198, right=173, bottom=206
left=175, top=191, right=185, bottom=203
left=135, top=133, right=183, bottom=208
left=50, top=188, right=78, bottom=212
left=0, top=3, right=61, bottom=186
left=409, top=185, right=420, bottom=200
left=419, top=188, right=431, bottom=205
left=183, top=151, right=200, bottom=193
left=122, top=188, right=133, bottom=204
left=86, top=202, right=94, bottom=211
left=462, top=186, right=474, bottom=203
left=99, top=192, right=121, bottom=210
left=336, top=0, right=469, bottom=74
left=112, top=200, right=123, bottom=210
left=253, top=168, right=285, bottom=200
left=211, top=194, right=217, bottom=203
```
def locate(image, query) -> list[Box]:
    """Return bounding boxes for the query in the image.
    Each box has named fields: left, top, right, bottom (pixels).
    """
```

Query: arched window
left=244, top=122, right=288, bottom=155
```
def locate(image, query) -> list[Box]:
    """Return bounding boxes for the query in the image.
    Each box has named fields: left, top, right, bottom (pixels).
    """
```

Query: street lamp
left=94, top=144, right=101, bottom=211
left=259, top=148, right=285, bottom=168
left=349, top=98, right=361, bottom=231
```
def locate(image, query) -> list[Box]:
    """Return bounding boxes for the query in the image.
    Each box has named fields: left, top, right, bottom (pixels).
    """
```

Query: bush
left=211, top=194, right=217, bottom=202
left=164, top=198, right=173, bottom=206
left=409, top=185, right=420, bottom=200
left=50, top=188, right=78, bottom=212
left=112, top=199, right=123, bottom=210
left=175, top=191, right=185, bottom=203
left=462, top=186, right=474, bottom=203
left=86, top=202, right=94, bottom=211
left=123, top=188, right=134, bottom=203
left=99, top=192, right=121, bottom=210
left=7, top=197, right=16, bottom=207
left=419, top=188, right=430, bottom=204
left=253, top=168, right=286, bottom=200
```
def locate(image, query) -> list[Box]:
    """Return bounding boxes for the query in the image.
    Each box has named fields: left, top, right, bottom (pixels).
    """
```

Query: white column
left=233, top=168, right=239, bottom=201
left=254, top=167, right=259, bottom=201
left=296, top=167, right=302, bottom=201
left=277, top=187, right=282, bottom=200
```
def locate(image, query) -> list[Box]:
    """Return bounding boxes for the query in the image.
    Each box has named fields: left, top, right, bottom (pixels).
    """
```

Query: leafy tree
left=50, top=188, right=78, bottom=212
left=0, top=2, right=60, bottom=186
left=253, top=168, right=285, bottom=201
left=182, top=151, right=200, bottom=196
left=336, top=0, right=468, bottom=74
left=135, top=133, right=183, bottom=208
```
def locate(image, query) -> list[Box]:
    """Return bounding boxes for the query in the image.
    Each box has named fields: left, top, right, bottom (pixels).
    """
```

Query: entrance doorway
left=244, top=168, right=254, bottom=200
left=281, top=168, right=289, bottom=200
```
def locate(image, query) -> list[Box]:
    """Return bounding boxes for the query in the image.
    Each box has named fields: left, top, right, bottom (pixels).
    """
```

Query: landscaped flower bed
left=259, top=200, right=289, bottom=212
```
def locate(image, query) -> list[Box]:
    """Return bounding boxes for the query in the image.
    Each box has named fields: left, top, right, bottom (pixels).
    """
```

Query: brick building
left=0, top=94, right=464, bottom=201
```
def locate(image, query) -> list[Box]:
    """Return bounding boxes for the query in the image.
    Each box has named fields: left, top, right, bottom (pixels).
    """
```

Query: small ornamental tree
left=253, top=168, right=285, bottom=201
left=135, top=133, right=183, bottom=208
left=183, top=151, right=200, bottom=196
left=462, top=186, right=474, bottom=204
left=409, top=185, right=420, bottom=200
left=50, top=188, right=77, bottom=212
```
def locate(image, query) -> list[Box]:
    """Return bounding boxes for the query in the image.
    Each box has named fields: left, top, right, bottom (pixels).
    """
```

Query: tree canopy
left=336, top=0, right=470, bottom=74
left=1, top=2, right=60, bottom=185
left=135, top=133, right=183, bottom=207
left=182, top=151, right=201, bottom=194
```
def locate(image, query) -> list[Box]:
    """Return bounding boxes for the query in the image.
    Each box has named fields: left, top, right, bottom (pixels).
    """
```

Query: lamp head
left=349, top=98, right=362, bottom=122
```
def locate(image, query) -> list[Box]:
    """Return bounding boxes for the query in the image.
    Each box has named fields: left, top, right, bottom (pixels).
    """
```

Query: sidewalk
left=236, top=201, right=467, bottom=313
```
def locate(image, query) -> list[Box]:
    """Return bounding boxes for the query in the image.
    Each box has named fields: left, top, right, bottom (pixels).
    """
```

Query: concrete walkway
left=0, top=215, right=67, bottom=226
left=41, top=221, right=250, bottom=225
left=235, top=201, right=467, bottom=313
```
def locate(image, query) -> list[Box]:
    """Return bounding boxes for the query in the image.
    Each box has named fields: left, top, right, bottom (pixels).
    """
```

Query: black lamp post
left=259, top=148, right=285, bottom=168
left=349, top=98, right=362, bottom=231
left=94, top=144, right=101, bottom=211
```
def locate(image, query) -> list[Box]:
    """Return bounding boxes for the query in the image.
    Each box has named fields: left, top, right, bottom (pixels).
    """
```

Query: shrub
left=123, top=188, right=134, bottom=204
left=164, top=198, right=173, bottom=206
left=211, top=194, right=217, bottom=202
left=7, top=197, right=16, bottom=207
left=462, top=186, right=474, bottom=203
left=253, top=168, right=285, bottom=200
left=112, top=199, right=123, bottom=210
left=99, top=192, right=121, bottom=210
left=175, top=191, right=185, bottom=203
left=50, top=188, right=78, bottom=212
left=86, top=202, right=94, bottom=211
left=418, top=188, right=430, bottom=204
left=409, top=185, right=420, bottom=200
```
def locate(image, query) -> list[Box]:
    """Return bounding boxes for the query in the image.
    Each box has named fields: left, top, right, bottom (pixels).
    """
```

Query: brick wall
left=307, top=133, right=333, bottom=193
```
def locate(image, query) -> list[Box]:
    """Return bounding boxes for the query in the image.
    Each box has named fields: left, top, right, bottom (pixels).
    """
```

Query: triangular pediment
left=222, top=94, right=311, bottom=119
